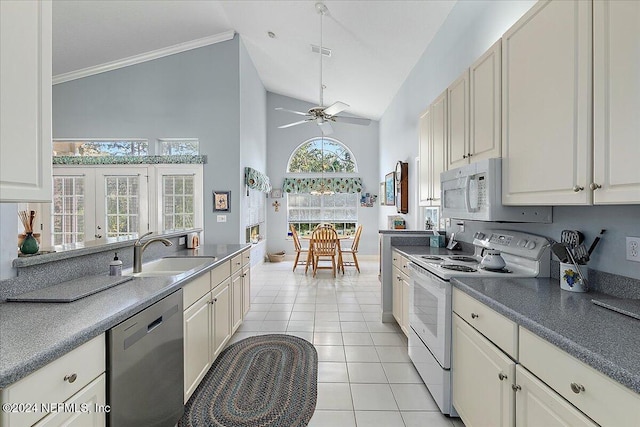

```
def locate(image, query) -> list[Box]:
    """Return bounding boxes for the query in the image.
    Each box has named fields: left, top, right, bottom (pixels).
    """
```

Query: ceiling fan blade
left=318, top=121, right=334, bottom=135
left=278, top=119, right=311, bottom=129
left=323, top=101, right=350, bottom=116
left=275, top=107, right=309, bottom=117
left=332, top=115, right=372, bottom=126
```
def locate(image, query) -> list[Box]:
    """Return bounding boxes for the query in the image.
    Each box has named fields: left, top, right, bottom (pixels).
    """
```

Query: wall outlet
left=179, top=237, right=186, bottom=245
left=627, top=237, right=640, bottom=262
left=217, top=215, right=227, bottom=223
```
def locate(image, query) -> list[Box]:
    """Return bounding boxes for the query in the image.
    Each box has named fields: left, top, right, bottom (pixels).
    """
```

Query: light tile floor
left=227, top=259, right=465, bottom=427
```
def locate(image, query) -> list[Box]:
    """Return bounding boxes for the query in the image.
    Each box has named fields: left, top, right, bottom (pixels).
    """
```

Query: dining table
left=301, top=234, right=353, bottom=274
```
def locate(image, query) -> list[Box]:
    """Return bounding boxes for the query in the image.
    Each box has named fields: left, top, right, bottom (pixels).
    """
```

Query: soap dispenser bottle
left=110, top=252, right=122, bottom=276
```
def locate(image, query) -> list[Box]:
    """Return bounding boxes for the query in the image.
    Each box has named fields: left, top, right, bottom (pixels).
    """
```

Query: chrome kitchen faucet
left=133, top=232, right=173, bottom=273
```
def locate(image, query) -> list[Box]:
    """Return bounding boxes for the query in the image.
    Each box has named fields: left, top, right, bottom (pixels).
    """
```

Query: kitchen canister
left=559, top=262, right=588, bottom=292
left=430, top=233, right=446, bottom=248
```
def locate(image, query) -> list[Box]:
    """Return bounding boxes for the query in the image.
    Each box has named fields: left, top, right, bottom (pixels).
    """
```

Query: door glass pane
left=161, top=175, right=195, bottom=232
left=105, top=176, right=140, bottom=239
left=51, top=176, right=85, bottom=245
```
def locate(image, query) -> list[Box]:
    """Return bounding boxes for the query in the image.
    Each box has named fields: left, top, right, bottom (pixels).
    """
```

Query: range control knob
left=475, top=232, right=486, bottom=240
left=525, top=241, right=536, bottom=250
left=517, top=239, right=527, bottom=247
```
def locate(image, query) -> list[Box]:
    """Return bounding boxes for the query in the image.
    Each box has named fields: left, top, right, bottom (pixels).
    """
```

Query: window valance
left=283, top=177, right=363, bottom=194
left=245, top=167, right=271, bottom=193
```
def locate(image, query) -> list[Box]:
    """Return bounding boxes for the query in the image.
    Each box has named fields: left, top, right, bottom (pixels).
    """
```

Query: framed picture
left=379, top=182, right=385, bottom=206
left=213, top=191, right=231, bottom=212
left=385, top=172, right=395, bottom=205
left=270, top=188, right=283, bottom=199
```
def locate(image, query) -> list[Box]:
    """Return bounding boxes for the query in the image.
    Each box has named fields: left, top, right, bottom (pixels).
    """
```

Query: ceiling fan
left=276, top=2, right=371, bottom=135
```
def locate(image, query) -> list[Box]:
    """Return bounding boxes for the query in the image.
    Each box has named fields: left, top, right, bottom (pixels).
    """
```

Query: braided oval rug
left=179, top=334, right=318, bottom=427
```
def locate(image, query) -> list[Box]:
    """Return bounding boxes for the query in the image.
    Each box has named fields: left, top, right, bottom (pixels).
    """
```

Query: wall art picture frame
left=385, top=172, right=395, bottom=206
left=213, top=191, right=231, bottom=212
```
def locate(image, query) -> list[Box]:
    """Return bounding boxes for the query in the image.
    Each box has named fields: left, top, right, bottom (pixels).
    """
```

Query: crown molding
left=53, top=30, right=236, bottom=85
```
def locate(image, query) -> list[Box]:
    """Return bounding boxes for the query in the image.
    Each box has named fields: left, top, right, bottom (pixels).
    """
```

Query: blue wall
left=52, top=35, right=267, bottom=245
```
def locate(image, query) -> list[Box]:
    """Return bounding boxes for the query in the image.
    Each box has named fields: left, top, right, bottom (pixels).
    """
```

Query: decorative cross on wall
left=272, top=201, right=281, bottom=212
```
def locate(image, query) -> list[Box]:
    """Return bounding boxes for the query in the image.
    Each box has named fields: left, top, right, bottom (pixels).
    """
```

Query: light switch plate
left=217, top=215, right=227, bottom=223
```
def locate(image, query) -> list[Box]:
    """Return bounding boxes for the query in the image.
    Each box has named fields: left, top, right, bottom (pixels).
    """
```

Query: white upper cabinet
left=470, top=40, right=502, bottom=164
left=447, top=40, right=501, bottom=171
left=418, top=93, right=446, bottom=207
left=593, top=0, right=640, bottom=204
left=502, top=0, right=592, bottom=205
left=418, top=108, right=433, bottom=205
left=430, top=91, right=447, bottom=205
left=0, top=0, right=52, bottom=202
left=447, top=70, right=470, bottom=170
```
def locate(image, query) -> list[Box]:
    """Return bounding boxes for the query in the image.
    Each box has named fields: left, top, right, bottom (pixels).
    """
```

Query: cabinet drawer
left=182, top=271, right=211, bottom=309
left=242, top=249, right=250, bottom=266
left=453, top=288, right=518, bottom=358
left=391, top=251, right=409, bottom=273
left=520, top=327, right=640, bottom=427
left=231, top=254, right=243, bottom=274
left=33, top=373, right=106, bottom=427
left=211, top=261, right=231, bottom=287
left=1, top=335, right=105, bottom=427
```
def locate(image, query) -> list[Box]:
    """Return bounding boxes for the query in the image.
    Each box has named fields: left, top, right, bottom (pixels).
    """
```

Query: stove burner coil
left=421, top=256, right=444, bottom=261
left=441, top=264, right=477, bottom=272
left=448, top=256, right=479, bottom=263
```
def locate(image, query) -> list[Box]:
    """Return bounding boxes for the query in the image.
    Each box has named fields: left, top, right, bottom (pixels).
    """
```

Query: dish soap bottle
left=110, top=252, right=122, bottom=276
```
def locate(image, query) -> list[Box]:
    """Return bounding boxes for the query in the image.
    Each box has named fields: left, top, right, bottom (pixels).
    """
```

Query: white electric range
left=407, top=230, right=551, bottom=416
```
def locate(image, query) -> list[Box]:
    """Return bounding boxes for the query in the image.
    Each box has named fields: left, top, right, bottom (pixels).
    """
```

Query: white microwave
left=440, top=158, right=552, bottom=223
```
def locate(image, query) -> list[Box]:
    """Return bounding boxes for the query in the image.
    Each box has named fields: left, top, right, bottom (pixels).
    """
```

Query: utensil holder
left=560, top=262, right=588, bottom=292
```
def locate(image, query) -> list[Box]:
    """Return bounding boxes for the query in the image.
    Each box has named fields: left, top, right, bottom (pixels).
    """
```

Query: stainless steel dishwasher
left=108, top=289, right=184, bottom=427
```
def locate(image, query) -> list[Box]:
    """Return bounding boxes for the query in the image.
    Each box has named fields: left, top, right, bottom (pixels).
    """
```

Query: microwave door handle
left=464, top=176, right=473, bottom=212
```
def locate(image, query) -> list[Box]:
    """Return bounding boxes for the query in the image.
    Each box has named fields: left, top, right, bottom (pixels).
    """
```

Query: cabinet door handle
left=570, top=382, right=585, bottom=394
left=462, top=154, right=467, bottom=159
left=396, top=275, right=401, bottom=281
left=64, top=373, right=77, bottom=383
left=512, top=384, right=521, bottom=392
left=573, top=185, right=584, bottom=192
left=590, top=183, right=602, bottom=190
left=471, top=313, right=479, bottom=319
left=467, top=153, right=473, bottom=157
left=498, top=373, right=507, bottom=381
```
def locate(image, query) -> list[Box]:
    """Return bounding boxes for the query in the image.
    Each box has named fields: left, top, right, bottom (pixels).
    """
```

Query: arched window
left=285, top=138, right=360, bottom=236
left=287, top=137, right=358, bottom=173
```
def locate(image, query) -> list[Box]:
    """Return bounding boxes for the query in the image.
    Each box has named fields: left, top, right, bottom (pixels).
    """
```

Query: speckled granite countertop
left=450, top=276, right=640, bottom=394
left=0, top=244, right=248, bottom=389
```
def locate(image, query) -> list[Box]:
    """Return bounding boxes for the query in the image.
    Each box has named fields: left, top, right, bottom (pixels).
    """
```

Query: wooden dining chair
left=339, top=225, right=363, bottom=273
left=310, top=226, right=339, bottom=277
left=289, top=224, right=309, bottom=272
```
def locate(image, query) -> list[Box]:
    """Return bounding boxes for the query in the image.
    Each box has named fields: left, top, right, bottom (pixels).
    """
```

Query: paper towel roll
left=187, top=232, right=200, bottom=249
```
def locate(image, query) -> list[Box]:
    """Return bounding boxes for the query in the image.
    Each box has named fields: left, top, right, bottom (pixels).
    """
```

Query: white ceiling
left=52, top=1, right=456, bottom=120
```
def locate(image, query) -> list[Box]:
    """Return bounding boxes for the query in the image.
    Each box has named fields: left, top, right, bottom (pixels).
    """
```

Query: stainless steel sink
left=132, top=257, right=216, bottom=277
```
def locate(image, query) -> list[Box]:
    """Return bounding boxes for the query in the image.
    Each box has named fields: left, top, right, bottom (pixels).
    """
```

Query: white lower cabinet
left=33, top=374, right=107, bottom=427
left=231, top=271, right=243, bottom=333
left=183, top=292, right=212, bottom=402
left=242, top=264, right=251, bottom=315
left=452, top=313, right=515, bottom=427
left=514, top=365, right=597, bottom=427
left=453, top=289, right=640, bottom=427
left=182, top=249, right=251, bottom=403
left=211, top=279, right=231, bottom=357
left=0, top=335, right=106, bottom=427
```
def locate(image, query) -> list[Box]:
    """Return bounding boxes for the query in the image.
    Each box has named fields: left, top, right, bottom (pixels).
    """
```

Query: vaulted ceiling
left=52, top=1, right=456, bottom=120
